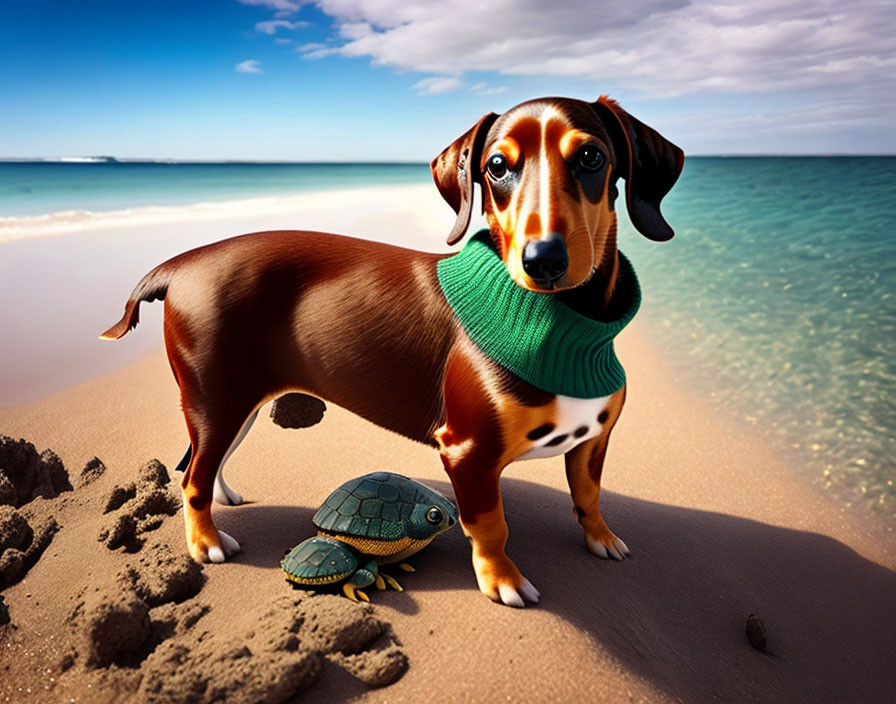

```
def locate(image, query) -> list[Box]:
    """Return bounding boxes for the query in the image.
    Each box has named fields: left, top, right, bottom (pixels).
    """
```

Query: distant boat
left=0, top=156, right=120, bottom=163
left=52, top=156, right=119, bottom=163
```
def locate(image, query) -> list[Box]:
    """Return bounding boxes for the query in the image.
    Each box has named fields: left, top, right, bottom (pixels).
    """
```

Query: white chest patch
left=514, top=394, right=611, bottom=461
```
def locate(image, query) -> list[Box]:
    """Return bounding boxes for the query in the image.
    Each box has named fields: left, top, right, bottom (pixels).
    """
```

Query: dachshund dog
left=101, top=96, right=683, bottom=607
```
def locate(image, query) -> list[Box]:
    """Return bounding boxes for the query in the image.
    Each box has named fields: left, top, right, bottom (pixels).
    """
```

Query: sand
left=1, top=190, right=895, bottom=702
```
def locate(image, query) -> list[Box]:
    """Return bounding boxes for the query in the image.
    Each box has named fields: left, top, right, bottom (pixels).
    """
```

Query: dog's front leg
left=437, top=438, right=540, bottom=607
left=435, top=342, right=540, bottom=607
left=564, top=387, right=629, bottom=560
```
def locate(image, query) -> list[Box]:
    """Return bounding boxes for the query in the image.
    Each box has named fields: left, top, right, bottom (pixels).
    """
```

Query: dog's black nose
left=522, top=234, right=568, bottom=288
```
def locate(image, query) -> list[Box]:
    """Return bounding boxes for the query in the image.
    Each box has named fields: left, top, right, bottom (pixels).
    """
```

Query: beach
left=1, top=178, right=895, bottom=703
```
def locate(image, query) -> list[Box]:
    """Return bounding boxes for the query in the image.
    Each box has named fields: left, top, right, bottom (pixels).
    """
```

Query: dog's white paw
left=207, top=545, right=226, bottom=563
left=483, top=572, right=541, bottom=607
left=498, top=584, right=525, bottom=608
left=586, top=534, right=630, bottom=560
left=474, top=552, right=541, bottom=607
left=206, top=530, right=242, bottom=563
left=495, top=577, right=541, bottom=607
left=519, top=577, right=541, bottom=603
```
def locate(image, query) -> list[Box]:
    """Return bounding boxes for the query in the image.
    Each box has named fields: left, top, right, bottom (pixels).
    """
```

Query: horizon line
left=1, top=154, right=894, bottom=164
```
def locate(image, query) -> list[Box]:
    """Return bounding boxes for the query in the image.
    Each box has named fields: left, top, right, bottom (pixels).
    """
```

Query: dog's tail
left=99, top=263, right=174, bottom=340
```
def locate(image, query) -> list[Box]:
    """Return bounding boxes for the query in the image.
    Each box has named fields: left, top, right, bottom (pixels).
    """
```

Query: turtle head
left=406, top=491, right=458, bottom=540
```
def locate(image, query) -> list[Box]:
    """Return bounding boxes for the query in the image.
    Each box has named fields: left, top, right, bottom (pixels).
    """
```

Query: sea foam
left=0, top=184, right=433, bottom=242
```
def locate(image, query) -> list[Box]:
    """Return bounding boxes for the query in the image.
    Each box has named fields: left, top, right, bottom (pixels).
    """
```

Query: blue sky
left=1, top=0, right=893, bottom=160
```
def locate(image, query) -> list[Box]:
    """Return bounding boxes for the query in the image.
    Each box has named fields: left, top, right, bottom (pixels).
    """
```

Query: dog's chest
left=515, top=393, right=611, bottom=461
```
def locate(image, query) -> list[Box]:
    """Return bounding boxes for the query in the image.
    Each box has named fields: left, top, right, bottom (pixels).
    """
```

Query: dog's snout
left=522, top=234, right=568, bottom=288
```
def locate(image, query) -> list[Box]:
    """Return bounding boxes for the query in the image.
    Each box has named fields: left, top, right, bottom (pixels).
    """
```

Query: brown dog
left=101, top=96, right=683, bottom=607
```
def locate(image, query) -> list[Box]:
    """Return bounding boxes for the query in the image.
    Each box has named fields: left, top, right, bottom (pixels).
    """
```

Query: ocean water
left=622, top=157, right=896, bottom=518
left=1, top=158, right=893, bottom=517
left=0, top=162, right=430, bottom=217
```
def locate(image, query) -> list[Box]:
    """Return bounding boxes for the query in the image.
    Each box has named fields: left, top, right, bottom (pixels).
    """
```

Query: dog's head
left=431, top=96, right=684, bottom=293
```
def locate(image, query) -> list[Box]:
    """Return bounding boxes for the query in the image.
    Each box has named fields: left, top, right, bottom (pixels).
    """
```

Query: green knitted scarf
left=436, top=232, right=641, bottom=399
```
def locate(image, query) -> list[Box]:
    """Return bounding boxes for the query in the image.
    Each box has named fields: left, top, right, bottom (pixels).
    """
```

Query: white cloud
left=294, top=0, right=895, bottom=103
left=470, top=82, right=508, bottom=95
left=235, top=59, right=264, bottom=74
left=667, top=97, right=892, bottom=136
left=411, top=76, right=464, bottom=94
left=238, top=0, right=304, bottom=18
left=301, top=48, right=334, bottom=60
left=255, top=19, right=309, bottom=34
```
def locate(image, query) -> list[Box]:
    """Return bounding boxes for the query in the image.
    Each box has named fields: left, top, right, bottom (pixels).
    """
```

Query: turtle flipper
left=343, top=583, right=370, bottom=602
left=382, top=573, right=404, bottom=592
left=375, top=575, right=386, bottom=591
left=342, top=562, right=377, bottom=602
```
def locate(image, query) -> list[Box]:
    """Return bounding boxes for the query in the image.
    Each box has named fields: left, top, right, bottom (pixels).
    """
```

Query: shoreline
left=0, top=182, right=434, bottom=242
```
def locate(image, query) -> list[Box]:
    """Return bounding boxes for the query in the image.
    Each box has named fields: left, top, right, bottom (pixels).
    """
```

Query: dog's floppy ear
left=592, top=96, right=684, bottom=241
left=431, top=112, right=498, bottom=245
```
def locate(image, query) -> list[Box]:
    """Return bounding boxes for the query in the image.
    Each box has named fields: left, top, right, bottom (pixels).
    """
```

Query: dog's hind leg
left=179, top=399, right=256, bottom=563
left=172, top=356, right=264, bottom=562
left=213, top=409, right=258, bottom=506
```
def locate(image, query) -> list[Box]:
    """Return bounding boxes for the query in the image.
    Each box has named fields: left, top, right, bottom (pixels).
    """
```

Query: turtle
left=281, top=472, right=458, bottom=602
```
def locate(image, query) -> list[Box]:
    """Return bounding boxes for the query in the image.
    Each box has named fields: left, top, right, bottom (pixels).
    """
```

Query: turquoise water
left=623, top=157, right=896, bottom=517
left=1, top=158, right=893, bottom=516
left=0, top=162, right=430, bottom=216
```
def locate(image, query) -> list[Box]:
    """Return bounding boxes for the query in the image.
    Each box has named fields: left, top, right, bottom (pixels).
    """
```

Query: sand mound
left=67, top=570, right=210, bottom=674
left=270, top=393, right=327, bottom=429
left=0, top=435, right=72, bottom=507
left=61, top=459, right=215, bottom=683
left=140, top=640, right=320, bottom=704
left=65, top=585, right=406, bottom=701
left=0, top=437, right=68, bottom=620
left=0, top=498, right=60, bottom=589
left=98, top=460, right=181, bottom=551
left=0, top=505, right=47, bottom=588
left=118, top=542, right=205, bottom=606
left=79, top=457, right=107, bottom=487
left=0, top=433, right=409, bottom=701
left=146, top=601, right=211, bottom=645
left=139, top=593, right=406, bottom=703
left=0, top=506, right=31, bottom=553
left=69, top=588, right=154, bottom=669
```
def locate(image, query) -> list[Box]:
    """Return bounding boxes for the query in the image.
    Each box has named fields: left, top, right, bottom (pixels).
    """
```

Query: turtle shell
left=281, top=536, right=358, bottom=585
left=313, top=471, right=445, bottom=541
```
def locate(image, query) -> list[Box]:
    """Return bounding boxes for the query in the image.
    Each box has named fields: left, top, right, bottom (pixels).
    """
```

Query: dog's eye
left=486, top=153, right=508, bottom=180
left=577, top=145, right=605, bottom=171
